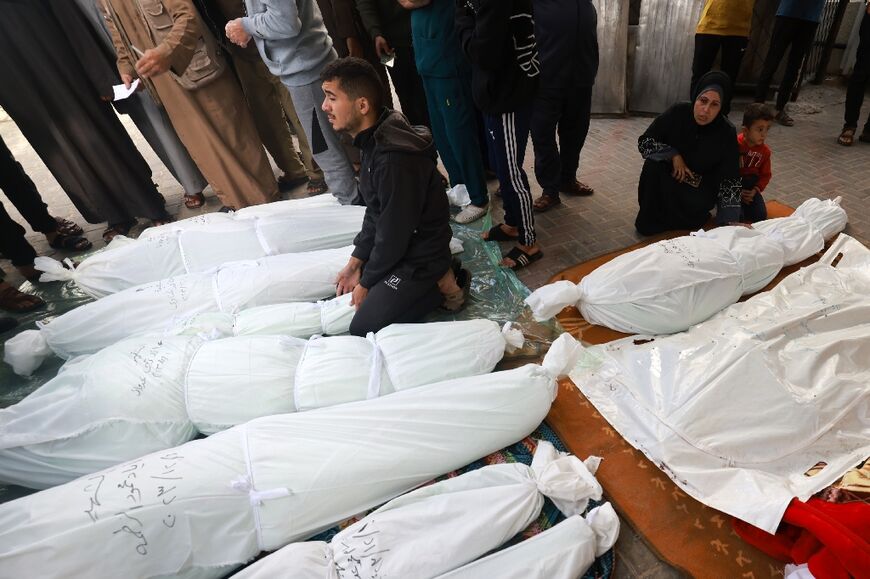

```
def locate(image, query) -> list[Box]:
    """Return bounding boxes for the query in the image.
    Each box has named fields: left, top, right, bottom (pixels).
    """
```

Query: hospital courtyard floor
left=1, top=82, right=868, bottom=578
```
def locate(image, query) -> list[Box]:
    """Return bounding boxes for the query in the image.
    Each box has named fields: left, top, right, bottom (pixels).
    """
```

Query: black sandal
left=859, top=131, right=870, bottom=144
left=49, top=233, right=93, bottom=252
left=502, top=246, right=543, bottom=270
left=483, top=224, right=519, bottom=242
left=53, top=217, right=84, bottom=237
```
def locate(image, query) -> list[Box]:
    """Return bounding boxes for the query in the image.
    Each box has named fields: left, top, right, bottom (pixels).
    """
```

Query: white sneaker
left=454, top=204, right=488, bottom=224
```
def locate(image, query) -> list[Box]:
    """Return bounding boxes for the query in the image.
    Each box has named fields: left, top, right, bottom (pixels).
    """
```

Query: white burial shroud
left=569, top=234, right=870, bottom=533
left=0, top=334, right=583, bottom=579
left=0, top=320, right=524, bottom=489
left=36, top=201, right=365, bottom=298
left=438, top=506, right=620, bottom=579
left=3, top=245, right=354, bottom=376
left=525, top=197, right=847, bottom=334
left=234, top=441, right=616, bottom=579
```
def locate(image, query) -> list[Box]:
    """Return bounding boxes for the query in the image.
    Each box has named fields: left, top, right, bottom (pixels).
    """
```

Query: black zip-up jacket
left=534, top=0, right=599, bottom=89
left=454, top=0, right=540, bottom=114
left=351, top=109, right=453, bottom=289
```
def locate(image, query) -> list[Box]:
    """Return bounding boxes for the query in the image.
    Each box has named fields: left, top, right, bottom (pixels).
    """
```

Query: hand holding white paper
left=4, top=246, right=353, bottom=375
left=0, top=320, right=523, bottom=488
left=439, top=504, right=620, bottom=579
left=234, top=441, right=604, bottom=579
left=0, top=335, right=579, bottom=579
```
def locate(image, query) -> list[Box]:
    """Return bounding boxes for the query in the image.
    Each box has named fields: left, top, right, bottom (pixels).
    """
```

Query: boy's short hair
left=742, top=103, right=775, bottom=128
left=320, top=57, right=384, bottom=111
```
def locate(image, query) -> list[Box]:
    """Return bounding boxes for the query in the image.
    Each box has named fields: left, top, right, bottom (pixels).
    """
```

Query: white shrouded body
left=4, top=246, right=353, bottom=376
left=0, top=334, right=581, bottom=579
left=438, top=506, right=620, bottom=579
left=571, top=235, right=870, bottom=533
left=35, top=204, right=365, bottom=298
left=234, top=441, right=608, bottom=579
left=525, top=197, right=846, bottom=334
left=0, top=320, right=523, bottom=488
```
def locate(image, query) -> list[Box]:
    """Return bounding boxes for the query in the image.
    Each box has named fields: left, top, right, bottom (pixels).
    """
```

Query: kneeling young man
left=325, top=58, right=467, bottom=336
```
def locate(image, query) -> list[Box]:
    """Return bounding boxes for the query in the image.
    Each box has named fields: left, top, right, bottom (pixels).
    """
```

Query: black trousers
left=531, top=85, right=593, bottom=200
left=754, top=16, right=819, bottom=111
left=0, top=137, right=55, bottom=267
left=691, top=34, right=748, bottom=114
left=349, top=261, right=444, bottom=336
left=845, top=13, right=870, bottom=130
left=389, top=46, right=431, bottom=128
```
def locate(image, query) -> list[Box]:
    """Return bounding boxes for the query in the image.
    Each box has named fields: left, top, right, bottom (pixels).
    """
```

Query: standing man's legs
left=558, top=84, right=594, bottom=193
left=388, top=46, right=431, bottom=128
left=844, top=14, right=870, bottom=134
left=0, top=137, right=56, bottom=236
left=719, top=35, right=749, bottom=115
left=775, top=20, right=818, bottom=115
left=531, top=87, right=564, bottom=208
left=286, top=80, right=358, bottom=205
left=233, top=57, right=309, bottom=184
left=421, top=73, right=488, bottom=210
left=691, top=33, right=724, bottom=95
left=270, top=74, right=326, bottom=186
left=754, top=17, right=797, bottom=103
left=484, top=105, right=539, bottom=265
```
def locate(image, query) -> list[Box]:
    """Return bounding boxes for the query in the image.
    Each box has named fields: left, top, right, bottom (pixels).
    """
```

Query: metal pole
left=813, top=0, right=851, bottom=84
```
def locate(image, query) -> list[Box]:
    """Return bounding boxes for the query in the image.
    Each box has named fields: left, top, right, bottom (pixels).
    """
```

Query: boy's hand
left=741, top=187, right=760, bottom=204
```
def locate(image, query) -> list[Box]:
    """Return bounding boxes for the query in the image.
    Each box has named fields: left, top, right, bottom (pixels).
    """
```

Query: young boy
left=738, top=103, right=774, bottom=222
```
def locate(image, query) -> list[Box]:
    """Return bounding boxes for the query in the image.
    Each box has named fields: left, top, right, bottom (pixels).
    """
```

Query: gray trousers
left=284, top=80, right=358, bottom=205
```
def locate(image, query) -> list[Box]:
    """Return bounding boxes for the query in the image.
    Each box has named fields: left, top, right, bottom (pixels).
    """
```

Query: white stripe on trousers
left=500, top=112, right=535, bottom=246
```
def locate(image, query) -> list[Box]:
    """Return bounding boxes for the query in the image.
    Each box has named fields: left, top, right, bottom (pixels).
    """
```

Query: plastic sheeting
left=525, top=198, right=847, bottom=334
left=36, top=205, right=365, bottom=298
left=569, top=235, right=870, bottom=533
left=4, top=246, right=354, bottom=376
left=233, top=441, right=607, bottom=579
left=439, top=505, right=620, bottom=579
left=0, top=334, right=582, bottom=579
left=0, top=320, right=523, bottom=489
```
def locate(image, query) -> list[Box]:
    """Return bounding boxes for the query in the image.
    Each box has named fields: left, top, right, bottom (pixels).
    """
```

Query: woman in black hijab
left=634, top=71, right=742, bottom=235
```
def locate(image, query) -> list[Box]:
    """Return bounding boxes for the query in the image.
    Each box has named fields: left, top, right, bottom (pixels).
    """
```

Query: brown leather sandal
left=838, top=127, right=856, bottom=147
left=0, top=283, right=45, bottom=312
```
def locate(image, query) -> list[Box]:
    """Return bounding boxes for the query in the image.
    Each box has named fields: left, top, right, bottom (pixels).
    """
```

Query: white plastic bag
left=0, top=320, right=523, bottom=488
left=36, top=205, right=365, bottom=298
left=4, top=246, right=353, bottom=376
left=439, top=505, right=619, bottom=579
left=0, top=334, right=581, bottom=579
left=446, top=184, right=471, bottom=207
left=234, top=441, right=605, bottom=579
left=570, top=236, right=870, bottom=532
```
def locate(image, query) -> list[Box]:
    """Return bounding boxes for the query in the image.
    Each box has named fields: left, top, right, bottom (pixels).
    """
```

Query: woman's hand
left=671, top=154, right=696, bottom=183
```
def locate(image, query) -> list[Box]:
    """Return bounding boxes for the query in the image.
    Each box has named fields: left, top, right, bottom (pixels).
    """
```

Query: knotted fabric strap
left=365, top=332, right=384, bottom=400
left=253, top=217, right=274, bottom=256
left=176, top=231, right=193, bottom=274
left=230, top=424, right=292, bottom=551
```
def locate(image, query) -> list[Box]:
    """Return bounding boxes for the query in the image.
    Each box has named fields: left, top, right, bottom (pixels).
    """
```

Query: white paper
left=112, top=79, right=140, bottom=101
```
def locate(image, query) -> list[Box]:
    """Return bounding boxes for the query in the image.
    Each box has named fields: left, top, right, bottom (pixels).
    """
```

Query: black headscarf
left=691, top=70, right=733, bottom=122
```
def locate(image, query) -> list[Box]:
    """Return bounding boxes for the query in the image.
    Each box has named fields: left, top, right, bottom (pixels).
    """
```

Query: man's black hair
left=320, top=57, right=385, bottom=111
left=742, top=103, right=775, bottom=128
